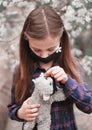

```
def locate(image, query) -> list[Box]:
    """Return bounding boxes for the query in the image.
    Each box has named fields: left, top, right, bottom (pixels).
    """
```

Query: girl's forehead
left=28, top=35, right=61, bottom=49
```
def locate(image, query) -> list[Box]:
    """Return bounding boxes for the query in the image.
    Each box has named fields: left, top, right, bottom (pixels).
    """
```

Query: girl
left=8, top=5, right=92, bottom=130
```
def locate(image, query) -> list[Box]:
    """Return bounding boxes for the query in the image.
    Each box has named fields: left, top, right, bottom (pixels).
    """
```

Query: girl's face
left=27, top=35, right=61, bottom=58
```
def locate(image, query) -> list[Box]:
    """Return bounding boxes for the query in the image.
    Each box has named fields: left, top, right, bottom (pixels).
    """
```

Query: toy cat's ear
left=40, top=72, right=45, bottom=77
left=32, top=79, right=36, bottom=83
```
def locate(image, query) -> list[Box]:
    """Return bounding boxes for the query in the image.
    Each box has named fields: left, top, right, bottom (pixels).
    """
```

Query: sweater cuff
left=12, top=106, right=24, bottom=122
left=63, top=76, right=78, bottom=97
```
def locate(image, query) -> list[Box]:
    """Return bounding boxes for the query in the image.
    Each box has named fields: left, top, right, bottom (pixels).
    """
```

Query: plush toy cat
left=23, top=73, right=66, bottom=130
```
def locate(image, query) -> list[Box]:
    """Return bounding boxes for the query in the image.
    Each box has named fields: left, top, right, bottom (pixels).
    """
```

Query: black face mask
left=30, top=47, right=61, bottom=64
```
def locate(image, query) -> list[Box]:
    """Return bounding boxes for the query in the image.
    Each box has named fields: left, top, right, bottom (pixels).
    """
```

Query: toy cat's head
left=32, top=73, right=53, bottom=101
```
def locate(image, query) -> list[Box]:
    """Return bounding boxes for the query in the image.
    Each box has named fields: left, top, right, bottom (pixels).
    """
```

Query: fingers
left=25, top=106, right=40, bottom=121
left=45, top=66, right=63, bottom=76
left=45, top=66, right=60, bottom=77
left=25, top=110, right=39, bottom=121
left=27, top=107, right=39, bottom=114
left=27, top=111, right=39, bottom=118
left=30, top=104, right=40, bottom=109
left=18, top=105, right=40, bottom=121
left=17, top=100, right=40, bottom=121
left=45, top=66, right=68, bottom=83
left=27, top=103, right=40, bottom=109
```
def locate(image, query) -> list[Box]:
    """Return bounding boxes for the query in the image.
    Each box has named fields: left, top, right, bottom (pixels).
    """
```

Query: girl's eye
left=48, top=48, right=55, bottom=52
left=34, top=49, right=41, bottom=53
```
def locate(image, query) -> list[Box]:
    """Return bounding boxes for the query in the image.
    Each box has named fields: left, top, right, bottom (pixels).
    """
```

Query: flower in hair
left=56, top=46, right=62, bottom=53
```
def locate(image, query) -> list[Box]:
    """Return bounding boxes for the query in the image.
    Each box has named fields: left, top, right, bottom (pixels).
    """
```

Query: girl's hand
left=17, top=97, right=40, bottom=121
left=45, top=66, right=68, bottom=84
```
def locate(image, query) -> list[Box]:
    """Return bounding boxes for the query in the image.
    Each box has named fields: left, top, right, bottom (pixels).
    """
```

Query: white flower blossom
left=72, top=48, right=82, bottom=57
left=2, top=1, right=8, bottom=7
left=0, top=54, right=8, bottom=61
left=64, top=22, right=73, bottom=31
left=0, top=0, right=3, bottom=5
left=17, top=1, right=28, bottom=7
left=12, top=0, right=23, bottom=3
left=51, top=0, right=60, bottom=8
left=72, top=0, right=84, bottom=8
left=71, top=28, right=82, bottom=38
left=6, top=11, right=18, bottom=15
left=0, top=24, right=7, bottom=38
left=85, top=15, right=91, bottom=23
left=42, top=0, right=50, bottom=4
left=84, top=0, right=92, bottom=3
left=76, top=17, right=85, bottom=24
left=8, top=0, right=23, bottom=7
left=10, top=44, right=16, bottom=51
left=77, top=8, right=87, bottom=17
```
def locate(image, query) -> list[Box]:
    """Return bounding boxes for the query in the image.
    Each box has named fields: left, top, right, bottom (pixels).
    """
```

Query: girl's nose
left=40, top=52, right=49, bottom=58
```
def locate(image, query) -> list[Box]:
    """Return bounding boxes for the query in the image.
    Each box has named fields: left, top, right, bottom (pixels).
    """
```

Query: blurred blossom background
left=0, top=0, right=92, bottom=130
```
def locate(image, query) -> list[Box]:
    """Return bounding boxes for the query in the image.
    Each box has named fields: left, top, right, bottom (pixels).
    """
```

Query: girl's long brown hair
left=15, top=5, right=83, bottom=105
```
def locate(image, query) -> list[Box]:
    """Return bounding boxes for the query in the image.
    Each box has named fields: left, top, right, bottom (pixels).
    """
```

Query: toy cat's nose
left=50, top=82, right=52, bottom=85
